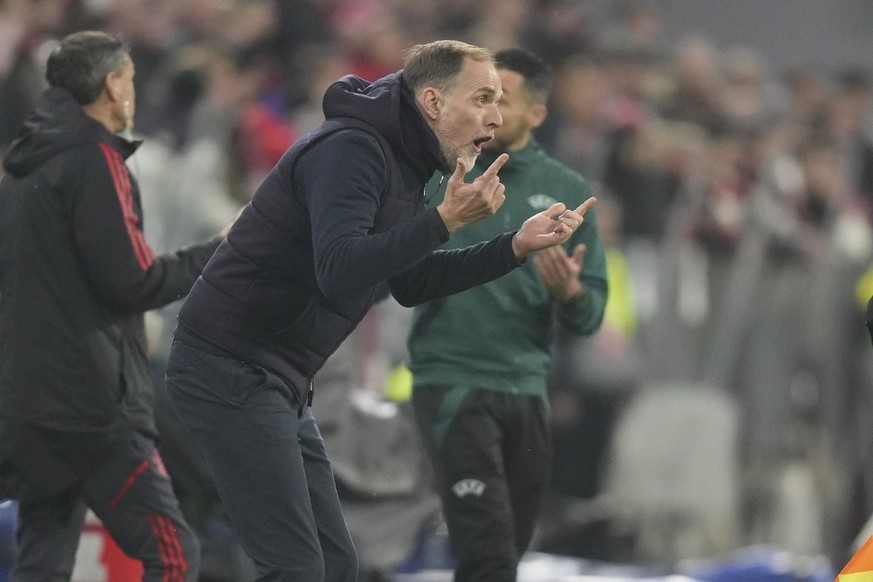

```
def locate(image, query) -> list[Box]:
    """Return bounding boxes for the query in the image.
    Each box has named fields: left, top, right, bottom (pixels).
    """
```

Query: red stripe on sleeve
left=149, top=515, right=174, bottom=582
left=108, top=459, right=149, bottom=508
left=149, top=514, right=187, bottom=581
left=99, top=143, right=156, bottom=270
left=161, top=515, right=187, bottom=578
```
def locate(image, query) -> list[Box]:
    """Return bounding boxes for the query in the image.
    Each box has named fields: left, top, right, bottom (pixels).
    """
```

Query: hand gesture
left=512, top=197, right=596, bottom=259
left=436, top=154, right=508, bottom=233
left=533, top=243, right=586, bottom=303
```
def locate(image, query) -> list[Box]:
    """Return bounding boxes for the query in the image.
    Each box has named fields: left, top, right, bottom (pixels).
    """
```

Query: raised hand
left=533, top=243, right=587, bottom=303
left=511, top=197, right=596, bottom=260
left=436, top=154, right=508, bottom=233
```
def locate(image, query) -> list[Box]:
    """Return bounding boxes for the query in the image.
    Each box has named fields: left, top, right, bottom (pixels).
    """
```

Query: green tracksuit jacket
left=407, top=139, right=609, bottom=397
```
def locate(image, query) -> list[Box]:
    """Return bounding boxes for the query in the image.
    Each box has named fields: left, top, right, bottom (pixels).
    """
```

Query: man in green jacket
left=407, top=47, right=609, bottom=581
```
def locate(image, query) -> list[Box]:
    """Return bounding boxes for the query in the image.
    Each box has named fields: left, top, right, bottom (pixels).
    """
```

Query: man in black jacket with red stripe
left=0, top=31, right=215, bottom=580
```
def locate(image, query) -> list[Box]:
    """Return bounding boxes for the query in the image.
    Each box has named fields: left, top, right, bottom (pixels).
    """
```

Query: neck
left=508, top=132, right=531, bottom=152
left=82, top=101, right=120, bottom=134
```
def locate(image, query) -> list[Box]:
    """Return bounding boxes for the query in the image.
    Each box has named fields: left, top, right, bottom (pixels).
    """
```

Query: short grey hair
left=402, top=40, right=493, bottom=96
left=46, top=31, right=130, bottom=105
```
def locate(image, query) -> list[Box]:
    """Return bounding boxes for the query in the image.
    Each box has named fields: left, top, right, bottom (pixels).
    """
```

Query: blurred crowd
left=2, top=0, right=873, bottom=574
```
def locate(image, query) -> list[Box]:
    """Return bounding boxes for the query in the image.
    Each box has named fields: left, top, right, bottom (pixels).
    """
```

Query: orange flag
left=838, top=536, right=873, bottom=581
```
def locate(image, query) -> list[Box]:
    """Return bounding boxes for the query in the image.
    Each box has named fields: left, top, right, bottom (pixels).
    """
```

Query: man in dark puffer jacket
left=165, top=39, right=596, bottom=581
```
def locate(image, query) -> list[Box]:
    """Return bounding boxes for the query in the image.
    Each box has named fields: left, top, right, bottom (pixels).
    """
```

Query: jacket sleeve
left=69, top=143, right=221, bottom=313
left=301, top=130, right=450, bottom=298
left=301, top=131, right=523, bottom=303
left=388, top=233, right=522, bottom=307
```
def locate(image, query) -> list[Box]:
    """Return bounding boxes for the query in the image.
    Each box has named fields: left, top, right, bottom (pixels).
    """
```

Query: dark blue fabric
left=165, top=340, right=357, bottom=582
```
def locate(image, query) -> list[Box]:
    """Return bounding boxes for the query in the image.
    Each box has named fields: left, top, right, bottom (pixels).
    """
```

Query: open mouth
left=473, top=135, right=493, bottom=153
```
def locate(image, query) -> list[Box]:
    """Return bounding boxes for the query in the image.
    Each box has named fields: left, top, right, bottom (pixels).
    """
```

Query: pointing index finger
left=481, top=153, right=509, bottom=179
left=573, top=196, right=597, bottom=217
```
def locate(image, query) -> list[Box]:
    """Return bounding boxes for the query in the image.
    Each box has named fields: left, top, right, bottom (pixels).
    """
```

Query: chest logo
left=452, top=478, right=486, bottom=498
left=527, top=194, right=558, bottom=211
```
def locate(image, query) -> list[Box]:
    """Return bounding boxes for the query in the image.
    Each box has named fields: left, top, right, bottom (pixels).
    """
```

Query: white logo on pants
left=452, top=479, right=486, bottom=498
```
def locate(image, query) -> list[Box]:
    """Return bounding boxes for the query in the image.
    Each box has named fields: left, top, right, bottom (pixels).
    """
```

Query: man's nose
left=488, top=104, right=502, bottom=128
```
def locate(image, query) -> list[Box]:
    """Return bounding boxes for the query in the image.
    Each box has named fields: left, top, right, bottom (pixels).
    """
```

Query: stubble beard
left=435, top=115, right=478, bottom=173
left=439, top=143, right=478, bottom=174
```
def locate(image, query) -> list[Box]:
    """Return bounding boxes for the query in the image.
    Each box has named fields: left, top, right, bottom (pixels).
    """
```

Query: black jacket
left=0, top=88, right=220, bottom=494
left=176, top=71, right=522, bottom=404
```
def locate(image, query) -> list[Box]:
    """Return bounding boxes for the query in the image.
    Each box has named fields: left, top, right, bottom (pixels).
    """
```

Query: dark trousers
left=11, top=432, right=200, bottom=582
left=165, top=340, right=357, bottom=582
left=412, top=384, right=550, bottom=582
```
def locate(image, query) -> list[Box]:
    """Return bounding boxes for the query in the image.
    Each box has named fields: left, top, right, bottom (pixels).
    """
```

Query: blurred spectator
left=0, top=0, right=70, bottom=153
left=657, top=35, right=726, bottom=133
left=720, top=46, right=787, bottom=135
left=821, top=69, right=873, bottom=220
left=604, top=119, right=699, bottom=243
left=288, top=43, right=353, bottom=134
left=137, top=43, right=256, bottom=255
left=136, top=42, right=296, bottom=367
left=464, top=0, right=534, bottom=53
left=85, top=0, right=180, bottom=133
left=328, top=1, right=411, bottom=81
left=521, top=0, right=596, bottom=67
left=605, top=0, right=667, bottom=58
left=796, top=138, right=872, bottom=261
left=684, top=128, right=751, bottom=254
left=784, top=65, right=833, bottom=128
left=273, top=0, right=332, bottom=64
left=540, top=56, right=612, bottom=185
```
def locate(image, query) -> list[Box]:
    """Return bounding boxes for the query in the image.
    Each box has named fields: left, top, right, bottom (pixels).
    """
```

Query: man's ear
left=419, top=87, right=442, bottom=121
left=528, top=103, right=548, bottom=130
left=104, top=72, right=121, bottom=102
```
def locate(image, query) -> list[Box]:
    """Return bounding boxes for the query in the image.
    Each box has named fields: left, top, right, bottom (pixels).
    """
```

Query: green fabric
left=408, top=139, right=609, bottom=397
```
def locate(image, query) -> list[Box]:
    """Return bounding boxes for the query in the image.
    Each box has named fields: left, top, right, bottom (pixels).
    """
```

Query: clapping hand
left=533, top=243, right=587, bottom=303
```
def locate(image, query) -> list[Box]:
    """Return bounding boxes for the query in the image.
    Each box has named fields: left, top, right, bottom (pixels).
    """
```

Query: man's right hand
left=436, top=154, right=508, bottom=233
left=512, top=197, right=597, bottom=260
